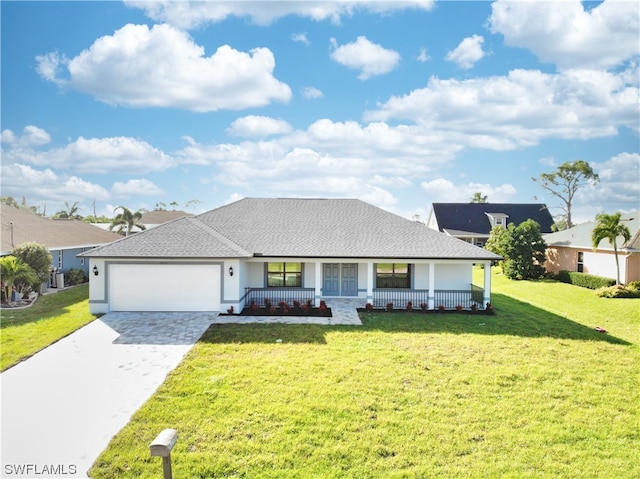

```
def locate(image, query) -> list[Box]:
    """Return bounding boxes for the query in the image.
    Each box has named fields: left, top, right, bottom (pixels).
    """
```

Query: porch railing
left=243, top=287, right=316, bottom=307
left=372, top=285, right=485, bottom=309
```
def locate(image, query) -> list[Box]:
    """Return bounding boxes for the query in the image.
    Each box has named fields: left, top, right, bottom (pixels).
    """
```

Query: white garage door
left=109, top=263, right=221, bottom=312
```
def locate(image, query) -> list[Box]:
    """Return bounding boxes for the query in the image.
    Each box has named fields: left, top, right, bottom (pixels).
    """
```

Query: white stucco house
left=81, top=198, right=500, bottom=314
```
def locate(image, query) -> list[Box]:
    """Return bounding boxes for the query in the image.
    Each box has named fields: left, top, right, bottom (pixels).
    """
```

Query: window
left=495, top=217, right=503, bottom=226
left=267, top=262, right=302, bottom=287
left=376, top=263, right=411, bottom=288
left=577, top=252, right=584, bottom=273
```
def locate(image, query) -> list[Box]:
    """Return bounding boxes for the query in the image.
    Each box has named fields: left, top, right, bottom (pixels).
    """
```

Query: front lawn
left=0, top=285, right=96, bottom=371
left=90, top=272, right=638, bottom=478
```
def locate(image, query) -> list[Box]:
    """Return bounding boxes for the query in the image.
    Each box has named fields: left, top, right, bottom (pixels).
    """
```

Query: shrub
left=558, top=271, right=616, bottom=290
left=406, top=301, right=413, bottom=311
left=596, top=285, right=640, bottom=298
left=386, top=302, right=394, bottom=312
left=420, top=303, right=428, bottom=312
left=11, top=242, right=52, bottom=287
left=365, top=303, right=374, bottom=311
left=65, top=268, right=86, bottom=286
left=626, top=281, right=640, bottom=292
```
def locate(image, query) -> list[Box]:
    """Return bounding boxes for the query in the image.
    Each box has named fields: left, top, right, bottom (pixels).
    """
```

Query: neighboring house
left=91, top=210, right=193, bottom=233
left=427, top=203, right=555, bottom=246
left=81, top=198, right=501, bottom=314
left=0, top=204, right=122, bottom=285
left=544, top=211, right=640, bottom=284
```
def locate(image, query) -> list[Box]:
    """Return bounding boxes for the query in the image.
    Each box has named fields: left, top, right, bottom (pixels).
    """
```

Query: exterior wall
left=626, top=253, right=640, bottom=283
left=413, top=263, right=430, bottom=289
left=546, top=246, right=640, bottom=283
left=433, top=263, right=472, bottom=289
left=545, top=246, right=579, bottom=274
left=304, top=262, right=317, bottom=288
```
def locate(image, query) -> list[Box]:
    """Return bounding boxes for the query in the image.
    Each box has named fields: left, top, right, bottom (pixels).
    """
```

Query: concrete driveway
left=1, top=312, right=216, bottom=478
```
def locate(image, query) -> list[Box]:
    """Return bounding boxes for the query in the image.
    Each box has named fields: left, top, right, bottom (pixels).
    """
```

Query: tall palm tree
left=591, top=212, right=632, bottom=285
left=109, top=206, right=146, bottom=236
left=0, top=256, right=38, bottom=303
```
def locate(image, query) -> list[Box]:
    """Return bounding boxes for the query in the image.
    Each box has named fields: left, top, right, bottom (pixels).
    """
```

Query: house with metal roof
left=544, top=211, right=640, bottom=284
left=81, top=198, right=501, bottom=315
left=0, top=204, right=122, bottom=286
left=427, top=203, right=555, bottom=247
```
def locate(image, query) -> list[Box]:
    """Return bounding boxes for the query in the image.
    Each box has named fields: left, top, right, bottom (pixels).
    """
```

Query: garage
left=109, top=263, right=221, bottom=312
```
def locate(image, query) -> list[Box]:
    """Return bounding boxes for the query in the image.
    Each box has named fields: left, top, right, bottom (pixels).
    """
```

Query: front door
left=341, top=263, right=358, bottom=296
left=323, top=263, right=358, bottom=296
left=323, top=263, right=340, bottom=296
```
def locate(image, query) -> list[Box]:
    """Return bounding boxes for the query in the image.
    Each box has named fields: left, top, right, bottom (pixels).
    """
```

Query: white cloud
left=417, top=47, right=430, bottom=63
left=420, top=179, right=517, bottom=203
left=489, top=0, right=640, bottom=71
left=0, top=163, right=110, bottom=204
left=37, top=23, right=291, bottom=112
left=587, top=152, right=640, bottom=204
left=366, top=68, right=639, bottom=148
left=3, top=135, right=175, bottom=174
left=445, top=34, right=485, bottom=69
left=226, top=116, right=293, bottom=138
left=302, top=86, right=323, bottom=99
left=125, top=1, right=435, bottom=28
left=111, top=179, right=165, bottom=198
left=330, top=36, right=400, bottom=80
left=1, top=126, right=51, bottom=148
left=291, top=32, right=310, bottom=45
left=34, top=51, right=68, bottom=86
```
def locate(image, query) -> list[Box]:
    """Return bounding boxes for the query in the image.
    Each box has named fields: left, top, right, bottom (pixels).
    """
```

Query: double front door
left=323, top=263, right=358, bottom=296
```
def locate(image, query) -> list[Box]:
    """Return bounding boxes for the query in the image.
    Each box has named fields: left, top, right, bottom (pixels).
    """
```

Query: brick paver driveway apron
left=1, top=312, right=215, bottom=478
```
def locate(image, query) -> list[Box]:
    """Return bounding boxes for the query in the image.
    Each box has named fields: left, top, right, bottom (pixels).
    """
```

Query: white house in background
left=544, top=211, right=640, bottom=284
left=81, top=198, right=500, bottom=314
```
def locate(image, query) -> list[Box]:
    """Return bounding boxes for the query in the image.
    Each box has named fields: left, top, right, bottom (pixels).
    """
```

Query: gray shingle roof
left=1, top=204, right=122, bottom=254
left=83, top=198, right=501, bottom=260
left=544, top=211, right=640, bottom=251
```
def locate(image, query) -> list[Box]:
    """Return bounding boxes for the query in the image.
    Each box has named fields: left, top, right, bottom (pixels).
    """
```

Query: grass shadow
left=200, top=322, right=329, bottom=344
left=360, top=292, right=631, bottom=345
left=0, top=286, right=89, bottom=328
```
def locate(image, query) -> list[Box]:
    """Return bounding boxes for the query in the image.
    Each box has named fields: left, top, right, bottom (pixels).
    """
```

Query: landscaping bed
left=225, top=300, right=332, bottom=317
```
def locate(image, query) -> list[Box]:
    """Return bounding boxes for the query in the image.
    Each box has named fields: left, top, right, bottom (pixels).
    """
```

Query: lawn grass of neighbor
left=0, top=284, right=96, bottom=371
left=90, top=271, right=638, bottom=479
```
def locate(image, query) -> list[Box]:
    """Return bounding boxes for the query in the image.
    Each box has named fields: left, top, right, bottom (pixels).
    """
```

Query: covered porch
left=240, top=259, right=493, bottom=311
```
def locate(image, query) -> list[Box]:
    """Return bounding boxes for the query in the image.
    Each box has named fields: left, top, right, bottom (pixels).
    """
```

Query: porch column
left=315, top=261, right=322, bottom=307
left=483, top=261, right=491, bottom=306
left=428, top=262, right=435, bottom=309
left=366, top=262, right=374, bottom=305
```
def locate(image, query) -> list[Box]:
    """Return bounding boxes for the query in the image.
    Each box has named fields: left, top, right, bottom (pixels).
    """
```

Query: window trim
left=375, top=263, right=412, bottom=289
left=266, top=262, right=303, bottom=288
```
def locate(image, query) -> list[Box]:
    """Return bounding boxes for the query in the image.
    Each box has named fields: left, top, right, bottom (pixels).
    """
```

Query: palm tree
left=109, top=206, right=146, bottom=236
left=0, top=256, right=38, bottom=303
left=591, top=212, right=632, bottom=285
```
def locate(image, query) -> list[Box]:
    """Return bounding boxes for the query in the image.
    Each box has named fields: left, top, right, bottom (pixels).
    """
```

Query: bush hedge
left=596, top=285, right=640, bottom=298
left=557, top=271, right=616, bottom=290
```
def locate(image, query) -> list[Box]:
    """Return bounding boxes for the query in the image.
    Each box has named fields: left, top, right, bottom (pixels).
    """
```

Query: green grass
left=0, top=284, right=96, bottom=371
left=91, top=272, right=638, bottom=478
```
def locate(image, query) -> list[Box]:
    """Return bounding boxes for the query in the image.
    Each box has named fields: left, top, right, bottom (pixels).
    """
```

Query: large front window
left=376, top=263, right=411, bottom=288
left=267, top=262, right=302, bottom=287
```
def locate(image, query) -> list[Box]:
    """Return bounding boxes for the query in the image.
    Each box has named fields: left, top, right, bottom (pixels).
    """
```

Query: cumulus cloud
left=302, top=86, right=323, bottom=99
left=291, top=32, right=310, bottom=45
left=366, top=68, right=639, bottom=148
left=3, top=135, right=174, bottom=174
left=1, top=126, right=51, bottom=148
left=125, top=0, right=435, bottom=28
left=588, top=152, right=640, bottom=204
left=0, top=163, right=110, bottom=203
left=420, top=179, right=517, bottom=203
left=489, top=0, right=639, bottom=71
left=417, top=47, right=431, bottom=63
left=330, top=36, right=400, bottom=80
left=226, top=116, right=293, bottom=138
left=445, top=34, right=485, bottom=69
left=37, top=23, right=291, bottom=112
left=111, top=179, right=165, bottom=198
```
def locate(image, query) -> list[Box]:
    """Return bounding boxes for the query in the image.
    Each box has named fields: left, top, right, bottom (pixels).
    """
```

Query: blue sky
left=1, top=0, right=638, bottom=223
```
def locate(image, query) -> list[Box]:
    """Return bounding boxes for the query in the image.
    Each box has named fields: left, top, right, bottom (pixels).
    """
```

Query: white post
left=428, top=262, right=435, bottom=309
left=483, top=261, right=491, bottom=307
left=366, top=262, right=374, bottom=305
left=315, top=261, right=322, bottom=307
